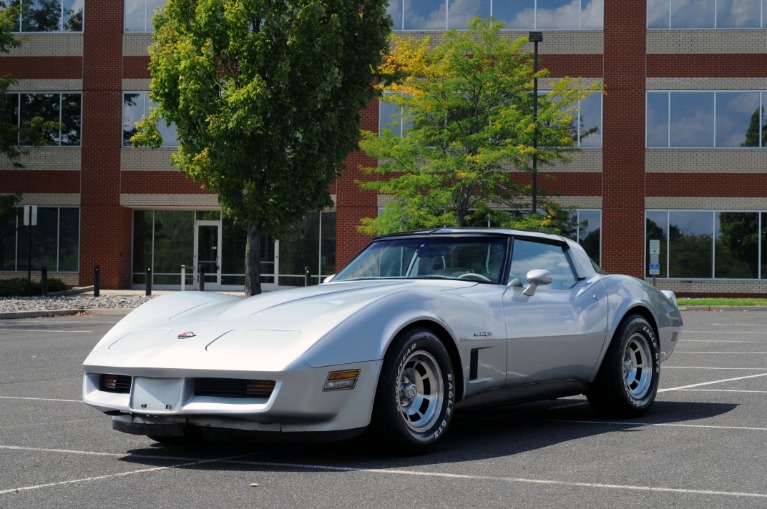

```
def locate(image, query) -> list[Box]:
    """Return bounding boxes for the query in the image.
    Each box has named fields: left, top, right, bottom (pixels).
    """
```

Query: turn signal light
left=323, top=369, right=360, bottom=391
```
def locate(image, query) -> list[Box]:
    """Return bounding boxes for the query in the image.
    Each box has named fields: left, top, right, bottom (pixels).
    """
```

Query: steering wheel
left=457, top=272, right=491, bottom=282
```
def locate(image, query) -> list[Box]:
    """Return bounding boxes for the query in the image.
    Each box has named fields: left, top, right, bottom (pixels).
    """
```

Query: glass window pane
left=715, top=212, right=758, bottom=278
left=30, top=207, right=57, bottom=271
left=147, top=97, right=179, bottom=146
left=716, top=92, right=760, bottom=147
left=403, top=0, right=446, bottom=30
left=761, top=93, right=767, bottom=147
left=60, top=93, right=81, bottom=146
left=278, top=213, right=321, bottom=285
left=387, top=0, right=403, bottom=30
left=669, top=211, right=713, bottom=278
left=147, top=0, right=164, bottom=30
left=646, top=211, right=668, bottom=278
left=578, top=209, right=601, bottom=265
left=670, top=0, right=715, bottom=28
left=152, top=211, right=193, bottom=274
left=509, top=238, right=576, bottom=290
left=581, top=0, right=603, bottom=29
left=536, top=0, right=580, bottom=29
left=123, top=93, right=144, bottom=146
left=669, top=92, right=714, bottom=148
left=646, top=92, right=669, bottom=147
left=58, top=207, right=79, bottom=271
left=21, top=0, right=62, bottom=32
left=647, top=0, right=669, bottom=28
left=0, top=211, right=16, bottom=271
left=379, top=99, right=401, bottom=137
left=717, top=0, right=760, bottom=28
left=63, top=0, right=83, bottom=31
left=320, top=211, right=336, bottom=277
left=762, top=213, right=767, bottom=278
left=447, top=0, right=490, bottom=29
left=576, top=93, right=602, bottom=147
left=124, top=0, right=146, bottom=32
left=493, top=0, right=534, bottom=29
left=20, top=93, right=59, bottom=145
left=132, top=210, right=153, bottom=281
left=221, top=218, right=246, bottom=278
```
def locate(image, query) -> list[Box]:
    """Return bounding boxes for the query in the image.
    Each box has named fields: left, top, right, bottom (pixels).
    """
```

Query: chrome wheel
left=623, top=333, right=653, bottom=400
left=587, top=315, right=659, bottom=418
left=396, top=350, right=445, bottom=433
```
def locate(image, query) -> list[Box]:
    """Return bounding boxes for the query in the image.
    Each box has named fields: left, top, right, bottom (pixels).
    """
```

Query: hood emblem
left=178, top=331, right=196, bottom=339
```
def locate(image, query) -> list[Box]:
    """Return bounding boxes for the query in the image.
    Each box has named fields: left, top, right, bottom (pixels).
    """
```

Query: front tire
left=587, top=315, right=660, bottom=418
left=368, top=328, right=455, bottom=455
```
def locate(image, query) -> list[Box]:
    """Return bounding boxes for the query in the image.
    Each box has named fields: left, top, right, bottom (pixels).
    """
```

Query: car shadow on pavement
left=117, top=397, right=738, bottom=469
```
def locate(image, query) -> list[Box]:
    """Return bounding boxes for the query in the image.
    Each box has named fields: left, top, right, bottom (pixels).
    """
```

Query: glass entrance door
left=194, top=220, right=222, bottom=289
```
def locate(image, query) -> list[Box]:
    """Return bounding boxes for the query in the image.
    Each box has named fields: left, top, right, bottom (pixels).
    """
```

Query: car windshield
left=333, top=236, right=507, bottom=284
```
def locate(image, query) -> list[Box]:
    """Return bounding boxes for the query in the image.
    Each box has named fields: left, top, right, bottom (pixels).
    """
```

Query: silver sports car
left=83, top=229, right=682, bottom=454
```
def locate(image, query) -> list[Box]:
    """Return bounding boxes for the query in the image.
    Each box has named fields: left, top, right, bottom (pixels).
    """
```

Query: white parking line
left=682, top=330, right=765, bottom=335
left=681, top=339, right=766, bottom=343
left=225, top=460, right=767, bottom=500
left=0, top=450, right=260, bottom=496
left=0, top=396, right=81, bottom=403
left=658, top=373, right=767, bottom=393
left=664, top=366, right=767, bottom=370
left=1, top=444, right=766, bottom=500
left=679, top=389, right=767, bottom=394
left=673, top=352, right=767, bottom=354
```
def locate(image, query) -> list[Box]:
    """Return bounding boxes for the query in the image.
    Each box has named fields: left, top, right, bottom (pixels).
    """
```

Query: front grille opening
left=194, top=378, right=276, bottom=399
left=100, top=374, right=132, bottom=393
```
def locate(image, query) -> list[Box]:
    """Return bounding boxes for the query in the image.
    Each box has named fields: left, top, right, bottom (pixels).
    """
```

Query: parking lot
left=1, top=310, right=766, bottom=508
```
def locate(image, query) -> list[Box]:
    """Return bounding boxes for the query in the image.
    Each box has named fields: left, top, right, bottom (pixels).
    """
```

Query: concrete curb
left=680, top=306, right=767, bottom=312
left=0, top=307, right=134, bottom=320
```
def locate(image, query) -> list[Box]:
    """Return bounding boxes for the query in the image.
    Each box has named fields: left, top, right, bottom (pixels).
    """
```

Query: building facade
left=1, top=0, right=767, bottom=296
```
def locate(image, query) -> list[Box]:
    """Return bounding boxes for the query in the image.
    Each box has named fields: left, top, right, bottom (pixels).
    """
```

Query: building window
left=646, top=210, right=766, bottom=280
left=123, top=92, right=178, bottom=147
left=647, top=91, right=767, bottom=148
left=380, top=92, right=603, bottom=147
left=572, top=94, right=602, bottom=148
left=124, top=0, right=165, bottom=32
left=648, top=0, right=764, bottom=29
left=387, top=0, right=604, bottom=31
left=568, top=209, right=601, bottom=265
left=9, top=0, right=83, bottom=32
left=5, top=92, right=81, bottom=146
left=132, top=210, right=336, bottom=288
left=0, top=206, right=80, bottom=272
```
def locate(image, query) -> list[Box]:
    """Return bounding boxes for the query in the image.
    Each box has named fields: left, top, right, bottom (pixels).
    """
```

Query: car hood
left=85, top=280, right=470, bottom=372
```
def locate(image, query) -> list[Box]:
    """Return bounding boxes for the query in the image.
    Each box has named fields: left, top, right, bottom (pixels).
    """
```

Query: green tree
left=0, top=2, right=23, bottom=165
left=359, top=17, right=600, bottom=235
left=133, top=0, right=390, bottom=295
left=741, top=106, right=766, bottom=147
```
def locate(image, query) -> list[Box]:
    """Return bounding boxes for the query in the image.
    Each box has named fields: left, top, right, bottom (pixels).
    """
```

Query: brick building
left=1, top=1, right=767, bottom=296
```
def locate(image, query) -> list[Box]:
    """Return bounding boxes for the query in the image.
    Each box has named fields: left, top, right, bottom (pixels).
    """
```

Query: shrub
left=0, top=277, right=67, bottom=297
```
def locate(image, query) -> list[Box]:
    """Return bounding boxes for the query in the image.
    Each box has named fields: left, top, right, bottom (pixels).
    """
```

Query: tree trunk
left=244, top=222, right=262, bottom=296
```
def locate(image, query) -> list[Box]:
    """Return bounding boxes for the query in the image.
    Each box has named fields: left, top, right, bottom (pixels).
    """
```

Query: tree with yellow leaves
left=359, top=17, right=601, bottom=235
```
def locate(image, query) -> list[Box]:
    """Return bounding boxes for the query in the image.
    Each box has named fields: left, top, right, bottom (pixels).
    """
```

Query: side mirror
left=322, top=274, right=335, bottom=284
left=523, top=269, right=552, bottom=297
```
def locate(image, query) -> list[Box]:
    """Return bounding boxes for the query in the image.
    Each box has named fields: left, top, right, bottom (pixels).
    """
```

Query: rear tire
left=587, top=315, right=660, bottom=418
left=368, top=328, right=455, bottom=455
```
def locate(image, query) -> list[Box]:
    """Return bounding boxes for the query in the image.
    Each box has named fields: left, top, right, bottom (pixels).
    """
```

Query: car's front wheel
left=368, top=328, right=455, bottom=455
left=587, top=315, right=660, bottom=418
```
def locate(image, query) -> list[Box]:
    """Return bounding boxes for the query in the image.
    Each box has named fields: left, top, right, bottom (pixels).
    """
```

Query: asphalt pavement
left=1, top=310, right=766, bottom=508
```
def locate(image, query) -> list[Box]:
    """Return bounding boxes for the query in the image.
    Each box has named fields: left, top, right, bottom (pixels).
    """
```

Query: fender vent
left=100, top=374, right=132, bottom=393
left=194, top=378, right=276, bottom=398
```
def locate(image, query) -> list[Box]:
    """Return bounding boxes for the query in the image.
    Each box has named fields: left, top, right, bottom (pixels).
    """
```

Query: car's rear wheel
left=587, top=315, right=660, bottom=418
left=368, top=328, right=455, bottom=455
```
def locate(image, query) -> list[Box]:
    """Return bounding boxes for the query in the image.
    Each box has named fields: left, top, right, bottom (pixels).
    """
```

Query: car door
left=503, top=237, right=608, bottom=385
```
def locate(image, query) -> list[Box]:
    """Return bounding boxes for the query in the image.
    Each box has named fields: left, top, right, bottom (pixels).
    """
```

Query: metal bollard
left=304, top=266, right=311, bottom=286
left=181, top=265, right=186, bottom=291
left=94, top=265, right=100, bottom=297
left=146, top=267, right=152, bottom=296
left=198, top=264, right=206, bottom=291
left=41, top=266, right=48, bottom=296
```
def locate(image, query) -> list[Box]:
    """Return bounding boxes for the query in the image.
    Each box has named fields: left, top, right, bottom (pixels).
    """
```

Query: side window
left=509, top=239, right=577, bottom=290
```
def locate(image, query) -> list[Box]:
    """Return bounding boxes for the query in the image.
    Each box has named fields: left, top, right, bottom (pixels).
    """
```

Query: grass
left=677, top=297, right=767, bottom=307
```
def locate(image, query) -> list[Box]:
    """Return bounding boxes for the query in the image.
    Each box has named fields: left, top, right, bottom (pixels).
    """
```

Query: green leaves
left=361, top=16, right=601, bottom=235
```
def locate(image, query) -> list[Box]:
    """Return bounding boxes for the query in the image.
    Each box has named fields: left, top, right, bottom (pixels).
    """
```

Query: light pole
left=529, top=31, right=542, bottom=215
